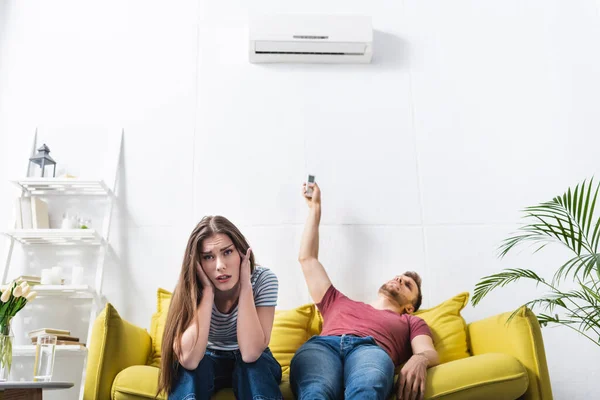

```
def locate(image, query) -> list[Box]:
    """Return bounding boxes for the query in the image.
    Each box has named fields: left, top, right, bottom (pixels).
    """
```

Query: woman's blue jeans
left=169, top=347, right=283, bottom=400
left=290, top=335, right=395, bottom=400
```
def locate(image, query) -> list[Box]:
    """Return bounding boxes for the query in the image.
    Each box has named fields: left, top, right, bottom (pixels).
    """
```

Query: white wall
left=1, top=0, right=599, bottom=398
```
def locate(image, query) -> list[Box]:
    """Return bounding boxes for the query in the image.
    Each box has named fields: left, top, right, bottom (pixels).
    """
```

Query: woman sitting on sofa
left=157, top=216, right=283, bottom=400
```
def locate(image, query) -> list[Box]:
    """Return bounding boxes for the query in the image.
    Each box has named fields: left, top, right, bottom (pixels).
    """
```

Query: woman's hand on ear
left=239, top=248, right=252, bottom=286
left=196, top=262, right=214, bottom=293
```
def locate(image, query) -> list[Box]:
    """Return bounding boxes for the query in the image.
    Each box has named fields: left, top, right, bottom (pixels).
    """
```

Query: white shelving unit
left=33, top=285, right=98, bottom=299
left=13, top=345, right=87, bottom=358
left=11, top=179, right=112, bottom=196
left=0, top=133, right=122, bottom=400
left=4, top=229, right=105, bottom=246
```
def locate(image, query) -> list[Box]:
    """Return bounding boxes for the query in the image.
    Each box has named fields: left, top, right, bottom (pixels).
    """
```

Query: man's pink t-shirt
left=316, top=285, right=432, bottom=366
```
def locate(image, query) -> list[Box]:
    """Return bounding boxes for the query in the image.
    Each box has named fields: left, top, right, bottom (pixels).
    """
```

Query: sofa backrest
left=149, top=288, right=172, bottom=367
left=149, top=288, right=471, bottom=371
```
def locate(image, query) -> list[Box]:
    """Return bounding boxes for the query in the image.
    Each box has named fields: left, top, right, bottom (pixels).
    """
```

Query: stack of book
left=15, top=275, right=41, bottom=286
left=28, top=328, right=86, bottom=348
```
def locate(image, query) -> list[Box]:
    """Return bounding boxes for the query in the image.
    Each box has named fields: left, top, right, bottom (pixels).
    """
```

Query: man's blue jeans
left=169, top=347, right=283, bottom=400
left=290, top=335, right=395, bottom=400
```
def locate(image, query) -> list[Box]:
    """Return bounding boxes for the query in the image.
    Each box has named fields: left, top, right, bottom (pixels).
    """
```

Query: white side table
left=0, top=381, right=73, bottom=399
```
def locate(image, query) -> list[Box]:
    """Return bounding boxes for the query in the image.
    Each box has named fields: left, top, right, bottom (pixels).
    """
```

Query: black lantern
left=29, top=144, right=57, bottom=178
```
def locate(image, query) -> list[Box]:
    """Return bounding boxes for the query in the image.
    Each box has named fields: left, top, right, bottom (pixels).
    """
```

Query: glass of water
left=33, top=334, right=57, bottom=382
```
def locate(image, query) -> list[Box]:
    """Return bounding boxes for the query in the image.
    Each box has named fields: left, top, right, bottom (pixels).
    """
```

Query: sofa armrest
left=424, top=353, right=527, bottom=400
left=84, top=303, right=152, bottom=400
left=467, top=307, right=553, bottom=400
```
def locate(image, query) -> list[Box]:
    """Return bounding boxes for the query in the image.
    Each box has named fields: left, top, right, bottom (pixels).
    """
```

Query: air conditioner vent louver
left=293, top=35, right=329, bottom=40
left=255, top=51, right=362, bottom=56
left=249, top=15, right=373, bottom=64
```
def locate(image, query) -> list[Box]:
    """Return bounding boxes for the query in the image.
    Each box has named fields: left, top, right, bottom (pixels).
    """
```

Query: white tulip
left=21, top=284, right=31, bottom=297
left=19, top=282, right=29, bottom=294
left=12, top=286, right=23, bottom=298
left=0, top=290, right=10, bottom=303
left=25, top=291, right=37, bottom=302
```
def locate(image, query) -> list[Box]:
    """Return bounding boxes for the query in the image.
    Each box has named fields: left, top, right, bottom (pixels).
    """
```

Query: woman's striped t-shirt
left=207, top=266, right=279, bottom=351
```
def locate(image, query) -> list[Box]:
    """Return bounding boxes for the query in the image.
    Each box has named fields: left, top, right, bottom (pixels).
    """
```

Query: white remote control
left=305, top=174, right=316, bottom=198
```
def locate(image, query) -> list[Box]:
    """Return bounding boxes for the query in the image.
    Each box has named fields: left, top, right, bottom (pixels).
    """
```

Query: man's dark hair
left=403, top=271, right=423, bottom=312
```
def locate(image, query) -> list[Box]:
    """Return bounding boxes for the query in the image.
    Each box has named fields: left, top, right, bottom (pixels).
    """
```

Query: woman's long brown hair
left=157, top=216, right=255, bottom=397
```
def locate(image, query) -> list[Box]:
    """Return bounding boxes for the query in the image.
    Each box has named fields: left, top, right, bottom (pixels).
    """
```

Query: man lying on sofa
left=290, top=181, right=439, bottom=400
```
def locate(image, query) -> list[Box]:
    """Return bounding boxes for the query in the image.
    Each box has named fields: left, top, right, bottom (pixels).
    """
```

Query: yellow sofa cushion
left=414, top=292, right=470, bottom=364
left=269, top=303, right=323, bottom=375
left=112, top=365, right=166, bottom=400
left=149, top=288, right=172, bottom=367
left=112, top=365, right=294, bottom=400
left=84, top=304, right=152, bottom=400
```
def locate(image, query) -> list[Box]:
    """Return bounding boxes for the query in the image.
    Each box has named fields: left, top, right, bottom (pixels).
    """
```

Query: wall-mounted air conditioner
left=249, top=14, right=373, bottom=64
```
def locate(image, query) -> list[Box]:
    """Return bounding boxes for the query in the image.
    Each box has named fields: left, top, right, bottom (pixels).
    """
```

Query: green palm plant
left=472, top=178, right=600, bottom=347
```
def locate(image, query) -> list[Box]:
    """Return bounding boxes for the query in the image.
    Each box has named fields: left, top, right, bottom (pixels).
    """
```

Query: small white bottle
left=71, top=266, right=84, bottom=285
left=51, top=266, right=63, bottom=285
left=41, top=269, right=53, bottom=285
left=61, top=212, right=72, bottom=229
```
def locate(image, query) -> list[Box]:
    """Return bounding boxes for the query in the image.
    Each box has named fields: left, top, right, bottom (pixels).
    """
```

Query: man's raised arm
left=298, top=182, right=332, bottom=304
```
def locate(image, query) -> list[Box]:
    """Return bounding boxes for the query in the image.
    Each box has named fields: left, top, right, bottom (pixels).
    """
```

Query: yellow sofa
left=84, top=290, right=553, bottom=400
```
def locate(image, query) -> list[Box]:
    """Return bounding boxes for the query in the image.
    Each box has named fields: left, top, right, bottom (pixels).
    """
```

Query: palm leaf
left=561, top=288, right=600, bottom=334
left=566, top=308, right=600, bottom=334
left=507, top=296, right=567, bottom=324
left=472, top=268, right=544, bottom=307
left=498, top=234, right=543, bottom=258
left=576, top=183, right=584, bottom=229
left=564, top=206, right=578, bottom=252
left=532, top=243, right=550, bottom=254
left=592, top=216, right=600, bottom=253
left=553, top=253, right=599, bottom=284
left=575, top=180, right=598, bottom=254
left=499, top=179, right=600, bottom=267
left=582, top=179, right=597, bottom=238
left=580, top=283, right=600, bottom=303
left=537, top=313, right=560, bottom=327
